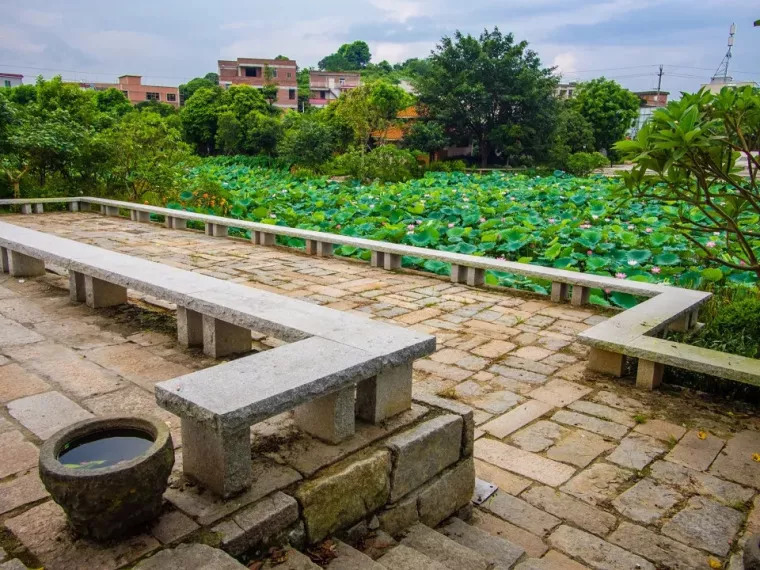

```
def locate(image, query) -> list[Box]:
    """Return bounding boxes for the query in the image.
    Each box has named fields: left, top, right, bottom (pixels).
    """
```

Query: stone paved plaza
left=2, top=211, right=760, bottom=569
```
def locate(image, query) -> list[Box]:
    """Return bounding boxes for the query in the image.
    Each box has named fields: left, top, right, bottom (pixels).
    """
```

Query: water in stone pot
left=57, top=428, right=154, bottom=470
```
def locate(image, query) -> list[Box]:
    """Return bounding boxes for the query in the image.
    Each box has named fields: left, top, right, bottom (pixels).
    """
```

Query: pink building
left=309, top=71, right=361, bottom=107
left=218, top=58, right=298, bottom=110
left=91, top=75, right=180, bottom=107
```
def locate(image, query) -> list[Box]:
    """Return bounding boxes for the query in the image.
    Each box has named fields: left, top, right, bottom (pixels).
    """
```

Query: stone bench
left=0, top=221, right=435, bottom=497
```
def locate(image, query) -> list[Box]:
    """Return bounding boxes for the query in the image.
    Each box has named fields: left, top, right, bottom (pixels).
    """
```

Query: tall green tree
left=415, top=28, right=558, bottom=166
left=572, top=77, right=640, bottom=155
left=179, top=75, right=217, bottom=104
left=403, top=121, right=449, bottom=160
left=180, top=86, right=222, bottom=154
left=548, top=103, right=596, bottom=168
left=318, top=41, right=371, bottom=70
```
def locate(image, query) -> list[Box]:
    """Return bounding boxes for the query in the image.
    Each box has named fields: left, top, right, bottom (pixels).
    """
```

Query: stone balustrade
left=0, top=221, right=435, bottom=498
left=3, top=196, right=760, bottom=390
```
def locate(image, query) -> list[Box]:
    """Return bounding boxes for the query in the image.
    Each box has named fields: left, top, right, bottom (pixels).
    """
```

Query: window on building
left=320, top=90, right=326, bottom=99
left=287, top=72, right=292, bottom=79
left=4, top=80, right=11, bottom=88
left=271, top=68, right=278, bottom=78
left=339, top=77, right=345, bottom=86
left=121, top=90, right=129, bottom=98
left=289, top=89, right=296, bottom=100
left=245, top=67, right=260, bottom=77
left=146, top=92, right=160, bottom=101
left=166, top=93, right=177, bottom=102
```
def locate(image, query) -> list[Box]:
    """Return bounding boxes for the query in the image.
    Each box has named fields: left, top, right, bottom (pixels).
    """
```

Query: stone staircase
left=263, top=516, right=569, bottom=569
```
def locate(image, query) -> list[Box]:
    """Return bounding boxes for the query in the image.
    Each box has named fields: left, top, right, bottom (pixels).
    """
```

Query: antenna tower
left=712, top=23, right=736, bottom=83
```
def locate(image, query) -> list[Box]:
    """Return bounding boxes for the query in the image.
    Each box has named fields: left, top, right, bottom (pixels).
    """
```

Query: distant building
left=629, top=90, right=669, bottom=137
left=218, top=58, right=298, bottom=110
left=555, top=82, right=578, bottom=99
left=308, top=71, right=360, bottom=108
left=1, top=73, right=23, bottom=88
left=700, top=77, right=759, bottom=94
left=86, top=75, right=180, bottom=108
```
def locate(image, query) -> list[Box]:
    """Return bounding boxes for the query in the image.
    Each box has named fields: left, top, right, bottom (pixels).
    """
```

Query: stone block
left=134, top=543, right=245, bottom=570
left=221, top=492, right=299, bottom=556
left=294, top=385, right=356, bottom=444
left=466, top=267, right=485, bottom=287
left=560, top=462, right=634, bottom=506
left=84, top=275, right=127, bottom=308
left=609, top=522, right=708, bottom=570
left=304, top=239, right=318, bottom=255
left=570, top=285, right=589, bottom=306
left=546, top=429, right=613, bottom=468
left=607, top=433, right=667, bottom=470
left=481, top=399, right=554, bottom=439
left=666, top=429, right=725, bottom=471
left=450, top=263, right=468, bottom=283
left=252, top=231, right=275, bottom=246
left=0, top=247, right=8, bottom=273
left=202, top=315, right=251, bottom=358
left=417, top=457, right=475, bottom=527
left=400, top=523, right=491, bottom=570
left=649, top=460, right=753, bottom=504
left=661, top=496, right=744, bottom=556
left=20, top=204, right=32, bottom=214
left=68, top=201, right=80, bottom=212
left=0, top=471, right=48, bottom=515
left=150, top=509, right=199, bottom=545
left=173, top=217, right=187, bottom=229
left=132, top=210, right=151, bottom=223
left=105, top=205, right=120, bottom=216
left=33, top=203, right=43, bottom=214
left=295, top=450, right=391, bottom=543
left=384, top=253, right=402, bottom=270
left=378, top=495, right=418, bottom=535
left=0, top=431, right=39, bottom=478
left=636, top=359, right=663, bottom=390
left=8, top=251, right=45, bottom=277
left=205, top=223, right=229, bottom=237
left=612, top=478, right=682, bottom=524
left=370, top=250, right=385, bottom=268
left=68, top=271, right=85, bottom=303
left=386, top=414, right=462, bottom=501
left=356, top=361, right=413, bottom=424
left=177, top=306, right=203, bottom=348
left=548, top=525, right=655, bottom=570
left=587, top=347, right=625, bottom=377
left=551, top=410, right=628, bottom=439
left=522, top=485, right=617, bottom=536
left=474, top=438, right=576, bottom=487
left=7, top=391, right=93, bottom=440
left=710, top=430, right=760, bottom=489
left=316, top=241, right=333, bottom=257
left=482, top=491, right=561, bottom=537
left=439, top=516, right=524, bottom=568
left=412, top=392, right=474, bottom=457
left=377, top=545, right=447, bottom=570
left=550, top=282, right=569, bottom=303
left=181, top=417, right=252, bottom=498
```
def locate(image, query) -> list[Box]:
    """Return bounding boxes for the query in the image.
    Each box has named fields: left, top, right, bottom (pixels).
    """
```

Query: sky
left=1, top=0, right=759, bottom=97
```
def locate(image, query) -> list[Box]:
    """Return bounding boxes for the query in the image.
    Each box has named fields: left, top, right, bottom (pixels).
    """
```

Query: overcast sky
left=2, top=0, right=758, bottom=97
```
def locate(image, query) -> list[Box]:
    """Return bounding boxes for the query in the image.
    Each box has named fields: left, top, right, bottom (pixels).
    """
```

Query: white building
left=0, top=73, right=23, bottom=88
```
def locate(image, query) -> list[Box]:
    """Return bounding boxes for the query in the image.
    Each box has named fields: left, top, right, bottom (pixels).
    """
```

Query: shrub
left=278, top=119, right=336, bottom=169
left=694, top=295, right=760, bottom=358
left=328, top=145, right=420, bottom=183
left=427, top=159, right=467, bottom=172
left=566, top=152, right=609, bottom=176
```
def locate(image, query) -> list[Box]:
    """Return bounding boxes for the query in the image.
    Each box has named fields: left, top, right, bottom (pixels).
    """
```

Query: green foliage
left=572, top=78, right=640, bottom=155
left=615, top=86, right=760, bottom=280
left=319, top=41, right=371, bottom=70
left=215, top=110, right=243, bottom=155
left=180, top=86, right=222, bottom=154
left=427, top=159, right=467, bottom=172
left=244, top=111, right=282, bottom=155
left=278, top=117, right=337, bottom=169
left=178, top=75, right=217, bottom=103
left=549, top=103, right=595, bottom=168
left=328, top=145, right=420, bottom=183
left=565, top=152, right=609, bottom=176
left=403, top=120, right=448, bottom=156
left=414, top=27, right=558, bottom=167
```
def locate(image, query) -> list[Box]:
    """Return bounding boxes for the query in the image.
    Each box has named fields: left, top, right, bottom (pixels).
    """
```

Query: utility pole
left=656, top=64, right=664, bottom=97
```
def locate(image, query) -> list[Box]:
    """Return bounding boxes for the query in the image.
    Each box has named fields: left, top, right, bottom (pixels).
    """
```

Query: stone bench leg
left=0, top=247, right=9, bottom=273
left=20, top=204, right=32, bottom=215
left=551, top=282, right=569, bottom=303
left=252, top=231, right=275, bottom=246
left=450, top=264, right=467, bottom=284
left=165, top=216, right=187, bottom=229
left=667, top=309, right=699, bottom=332
left=177, top=307, right=203, bottom=347
left=356, top=361, right=413, bottom=423
left=587, top=347, right=625, bottom=377
left=384, top=253, right=402, bottom=270
left=84, top=275, right=127, bottom=308
left=370, top=251, right=385, bottom=268
left=205, top=223, right=229, bottom=237
left=104, top=206, right=120, bottom=217
left=571, top=285, right=590, bottom=306
left=131, top=210, right=151, bottom=223
left=79, top=202, right=91, bottom=212
left=466, top=267, right=485, bottom=287
left=181, top=418, right=252, bottom=498
left=68, top=201, right=80, bottom=212
left=304, top=239, right=317, bottom=255
left=69, top=271, right=86, bottom=302
left=636, top=359, right=664, bottom=390
left=9, top=251, right=45, bottom=277
left=33, top=204, right=44, bottom=214
left=294, top=385, right=356, bottom=444
left=316, top=242, right=334, bottom=257
left=202, top=315, right=250, bottom=358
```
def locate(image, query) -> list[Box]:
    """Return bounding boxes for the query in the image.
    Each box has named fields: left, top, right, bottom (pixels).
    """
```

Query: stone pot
left=39, top=415, right=174, bottom=541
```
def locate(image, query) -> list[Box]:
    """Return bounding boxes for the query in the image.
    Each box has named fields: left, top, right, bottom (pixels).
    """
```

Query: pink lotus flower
left=480, top=217, right=486, bottom=223
left=740, top=260, right=746, bottom=266
left=706, top=241, right=716, bottom=248
left=628, top=224, right=635, bottom=230
left=651, top=266, right=661, bottom=274
left=628, top=260, right=638, bottom=266
left=336, top=225, right=341, bottom=229
left=416, top=220, right=422, bottom=224
left=407, top=224, right=415, bottom=230
left=548, top=218, right=556, bottom=223
left=496, top=256, right=506, bottom=261
left=587, top=250, right=593, bottom=255
left=269, top=214, right=277, bottom=218
left=604, top=288, right=611, bottom=294
left=615, top=273, right=626, bottom=279
left=645, top=227, right=653, bottom=233
left=448, top=223, right=455, bottom=228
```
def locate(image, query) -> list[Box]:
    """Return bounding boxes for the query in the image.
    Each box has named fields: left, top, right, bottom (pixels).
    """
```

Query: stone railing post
left=588, top=347, right=625, bottom=377
left=8, top=251, right=45, bottom=277
left=294, top=385, right=356, bottom=444
left=636, top=359, right=663, bottom=390
left=205, top=223, right=229, bottom=237
left=0, top=247, right=9, bottom=273
left=252, top=230, right=275, bottom=246
left=33, top=204, right=44, bottom=214
left=20, top=204, right=32, bottom=215
left=570, top=285, right=590, bottom=306
left=68, top=202, right=80, bottom=212
left=551, top=282, right=569, bottom=303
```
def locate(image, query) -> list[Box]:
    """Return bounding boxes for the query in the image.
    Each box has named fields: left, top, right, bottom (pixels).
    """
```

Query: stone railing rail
left=0, top=220, right=435, bottom=498
left=2, top=197, right=760, bottom=388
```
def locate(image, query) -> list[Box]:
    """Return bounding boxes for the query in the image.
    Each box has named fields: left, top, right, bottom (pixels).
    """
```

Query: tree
left=334, top=82, right=411, bottom=150
left=572, top=77, right=640, bottom=155
left=261, top=84, right=279, bottom=107
left=274, top=55, right=290, bottom=61
left=95, top=88, right=132, bottom=118
left=215, top=110, right=243, bottom=154
left=318, top=53, right=350, bottom=72
left=180, top=86, right=221, bottom=154
left=415, top=28, right=558, bottom=166
left=203, top=72, right=219, bottom=85
left=548, top=103, right=595, bottom=168
left=403, top=121, right=449, bottom=159
left=179, top=76, right=217, bottom=104
left=102, top=111, right=196, bottom=202
left=318, top=41, right=371, bottom=70
left=244, top=111, right=282, bottom=155
left=278, top=117, right=336, bottom=168
left=615, top=86, right=760, bottom=279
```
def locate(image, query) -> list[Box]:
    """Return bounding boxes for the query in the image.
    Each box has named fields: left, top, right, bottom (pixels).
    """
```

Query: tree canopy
left=318, top=41, right=372, bottom=71
left=572, top=77, right=640, bottom=155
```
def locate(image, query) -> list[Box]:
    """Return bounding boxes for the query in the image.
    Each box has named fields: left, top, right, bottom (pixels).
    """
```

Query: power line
left=0, top=63, right=197, bottom=83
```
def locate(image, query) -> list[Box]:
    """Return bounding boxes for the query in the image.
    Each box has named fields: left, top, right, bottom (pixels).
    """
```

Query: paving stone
left=0, top=364, right=50, bottom=403
left=488, top=364, right=547, bottom=385
left=515, top=550, right=588, bottom=570
left=591, top=390, right=644, bottom=412
left=386, top=415, right=462, bottom=501
left=84, top=386, right=179, bottom=442
left=149, top=509, right=199, bottom=545
left=0, top=472, right=48, bottom=515
left=567, top=400, right=636, bottom=427
left=134, top=543, right=245, bottom=570
left=7, top=391, right=93, bottom=440
left=226, top=492, right=300, bottom=556
left=469, top=390, right=522, bottom=414
left=377, top=545, right=448, bottom=570
left=551, top=410, right=629, bottom=439
left=546, top=429, right=614, bottom=468
left=32, top=318, right=125, bottom=350
left=430, top=348, right=471, bottom=365
left=481, top=491, right=561, bottom=537
left=327, top=540, right=384, bottom=570
left=560, top=462, right=635, bottom=506
left=480, top=400, right=554, bottom=439
left=0, top=315, right=44, bottom=346
left=0, top=431, right=38, bottom=478
left=612, top=478, right=683, bottom=524
left=548, top=525, right=655, bottom=570
left=710, top=430, right=760, bottom=489
left=474, top=459, right=531, bottom=495
left=633, top=419, right=687, bottom=442
left=470, top=508, right=548, bottom=558
left=522, top=485, right=617, bottom=536
left=609, top=522, right=709, bottom=570
left=400, top=522, right=491, bottom=570
left=414, top=359, right=473, bottom=382
left=439, top=517, right=524, bottom=568
left=661, top=496, right=745, bottom=556
left=475, top=438, right=576, bottom=487
left=499, top=357, right=557, bottom=376
left=607, top=433, right=667, bottom=470
left=5, top=500, right=159, bottom=570
left=471, top=340, right=516, bottom=358
left=511, top=420, right=569, bottom=452
left=86, top=343, right=192, bottom=390
left=528, top=379, right=592, bottom=408
left=649, top=459, right=754, bottom=504
left=513, top=346, right=554, bottom=361
left=665, top=429, right=725, bottom=471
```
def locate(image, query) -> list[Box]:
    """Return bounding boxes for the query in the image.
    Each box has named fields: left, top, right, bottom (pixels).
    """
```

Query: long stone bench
left=0, top=221, right=435, bottom=497
left=4, top=197, right=760, bottom=390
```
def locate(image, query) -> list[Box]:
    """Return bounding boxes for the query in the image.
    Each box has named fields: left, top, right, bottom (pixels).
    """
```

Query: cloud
left=18, top=9, right=62, bottom=28
left=552, top=52, right=578, bottom=75
left=0, top=26, right=46, bottom=54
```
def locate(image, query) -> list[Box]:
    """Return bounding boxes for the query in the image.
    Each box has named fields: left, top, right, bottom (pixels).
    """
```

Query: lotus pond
left=173, top=161, right=759, bottom=309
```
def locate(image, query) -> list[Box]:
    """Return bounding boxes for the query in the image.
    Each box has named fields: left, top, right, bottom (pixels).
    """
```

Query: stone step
left=439, top=517, right=525, bottom=568
left=261, top=547, right=321, bottom=569
left=399, top=522, right=492, bottom=570
left=377, top=545, right=449, bottom=569
left=326, top=539, right=384, bottom=569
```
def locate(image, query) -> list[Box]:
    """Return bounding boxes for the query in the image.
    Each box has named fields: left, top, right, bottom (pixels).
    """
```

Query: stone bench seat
left=0, top=220, right=435, bottom=497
